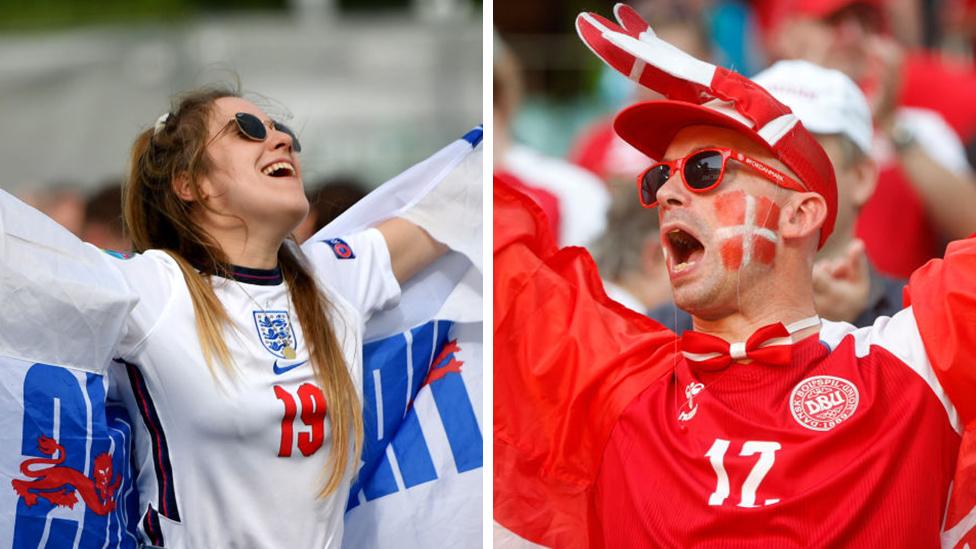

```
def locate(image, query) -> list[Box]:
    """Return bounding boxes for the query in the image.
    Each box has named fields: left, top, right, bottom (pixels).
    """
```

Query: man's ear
left=172, top=172, right=197, bottom=202
left=780, top=192, right=828, bottom=241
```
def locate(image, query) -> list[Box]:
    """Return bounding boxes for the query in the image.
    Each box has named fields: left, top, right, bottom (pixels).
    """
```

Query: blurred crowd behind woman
left=19, top=175, right=368, bottom=253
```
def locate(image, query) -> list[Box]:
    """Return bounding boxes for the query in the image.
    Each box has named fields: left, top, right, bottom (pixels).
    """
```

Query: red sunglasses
left=637, top=147, right=807, bottom=208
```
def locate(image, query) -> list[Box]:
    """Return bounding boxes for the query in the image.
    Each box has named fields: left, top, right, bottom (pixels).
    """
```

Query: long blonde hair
left=122, top=86, right=362, bottom=497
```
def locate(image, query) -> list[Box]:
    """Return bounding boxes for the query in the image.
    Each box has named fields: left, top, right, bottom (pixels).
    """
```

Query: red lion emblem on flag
left=423, top=339, right=464, bottom=386
left=11, top=435, right=121, bottom=515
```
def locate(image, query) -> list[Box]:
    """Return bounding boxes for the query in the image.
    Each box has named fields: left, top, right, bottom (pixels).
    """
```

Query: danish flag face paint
left=714, top=191, right=780, bottom=270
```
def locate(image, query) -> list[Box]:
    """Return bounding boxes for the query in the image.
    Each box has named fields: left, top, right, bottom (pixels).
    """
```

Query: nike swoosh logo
left=273, top=360, right=308, bottom=375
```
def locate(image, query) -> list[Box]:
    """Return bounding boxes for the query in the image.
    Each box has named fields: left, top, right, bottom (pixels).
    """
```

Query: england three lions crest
left=253, top=311, right=298, bottom=359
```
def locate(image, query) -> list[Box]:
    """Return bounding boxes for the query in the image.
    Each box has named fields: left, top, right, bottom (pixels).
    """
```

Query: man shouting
left=493, top=4, right=975, bottom=548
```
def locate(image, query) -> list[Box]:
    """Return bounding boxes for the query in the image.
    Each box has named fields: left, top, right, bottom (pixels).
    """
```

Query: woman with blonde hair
left=1, top=86, right=452, bottom=548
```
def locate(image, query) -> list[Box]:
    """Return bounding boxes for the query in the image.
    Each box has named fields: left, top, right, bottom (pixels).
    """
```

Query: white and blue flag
left=0, top=193, right=140, bottom=548
left=319, top=126, right=483, bottom=549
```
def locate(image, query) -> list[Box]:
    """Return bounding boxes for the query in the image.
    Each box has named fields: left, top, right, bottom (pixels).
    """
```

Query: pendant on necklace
left=283, top=346, right=297, bottom=359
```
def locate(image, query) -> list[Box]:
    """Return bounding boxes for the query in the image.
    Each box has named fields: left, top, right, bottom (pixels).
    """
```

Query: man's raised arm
left=494, top=178, right=676, bottom=548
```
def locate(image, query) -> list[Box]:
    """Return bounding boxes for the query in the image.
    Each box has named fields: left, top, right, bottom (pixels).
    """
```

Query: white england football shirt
left=108, top=230, right=400, bottom=548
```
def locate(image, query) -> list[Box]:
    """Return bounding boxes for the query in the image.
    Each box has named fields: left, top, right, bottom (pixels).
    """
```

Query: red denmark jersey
left=493, top=179, right=976, bottom=548
left=597, top=322, right=959, bottom=547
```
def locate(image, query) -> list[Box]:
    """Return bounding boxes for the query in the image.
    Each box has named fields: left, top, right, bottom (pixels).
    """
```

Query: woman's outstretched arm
left=376, top=217, right=448, bottom=284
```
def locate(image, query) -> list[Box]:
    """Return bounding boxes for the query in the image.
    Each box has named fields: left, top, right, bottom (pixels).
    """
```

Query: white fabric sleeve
left=819, top=313, right=961, bottom=434
left=0, top=190, right=175, bottom=369
left=108, top=250, right=180, bottom=357
left=301, top=228, right=401, bottom=320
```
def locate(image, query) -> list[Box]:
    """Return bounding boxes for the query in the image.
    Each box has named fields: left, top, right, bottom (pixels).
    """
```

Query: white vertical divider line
left=373, top=369, right=385, bottom=441
left=385, top=444, right=407, bottom=493
left=404, top=330, right=414, bottom=418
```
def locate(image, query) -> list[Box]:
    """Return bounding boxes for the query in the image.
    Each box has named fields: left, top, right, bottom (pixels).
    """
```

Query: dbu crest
left=253, top=311, right=298, bottom=359
left=12, top=435, right=121, bottom=515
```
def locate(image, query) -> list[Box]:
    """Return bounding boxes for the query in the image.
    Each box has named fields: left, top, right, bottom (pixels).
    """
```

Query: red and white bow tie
left=679, top=315, right=821, bottom=371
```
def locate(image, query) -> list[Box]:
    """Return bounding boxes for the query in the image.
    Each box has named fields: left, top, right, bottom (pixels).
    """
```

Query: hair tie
left=153, top=112, right=171, bottom=135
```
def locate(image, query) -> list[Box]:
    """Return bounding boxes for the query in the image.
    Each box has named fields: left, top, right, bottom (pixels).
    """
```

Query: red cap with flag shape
left=576, top=4, right=838, bottom=248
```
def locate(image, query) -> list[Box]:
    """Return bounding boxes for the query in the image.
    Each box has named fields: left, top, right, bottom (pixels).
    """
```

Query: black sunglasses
left=231, top=112, right=302, bottom=153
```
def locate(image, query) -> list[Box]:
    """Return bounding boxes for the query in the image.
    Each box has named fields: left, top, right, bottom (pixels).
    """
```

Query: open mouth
left=261, top=161, right=296, bottom=178
left=665, top=228, right=705, bottom=273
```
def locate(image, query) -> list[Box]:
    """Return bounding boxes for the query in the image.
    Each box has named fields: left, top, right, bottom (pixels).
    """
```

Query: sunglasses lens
left=273, top=122, right=302, bottom=153
left=235, top=113, right=267, bottom=141
left=640, top=165, right=670, bottom=205
left=683, top=150, right=724, bottom=189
